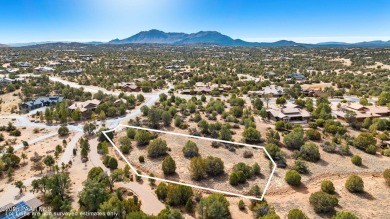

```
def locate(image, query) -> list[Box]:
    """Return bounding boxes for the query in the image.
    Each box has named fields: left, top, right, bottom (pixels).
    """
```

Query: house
left=17, top=62, right=32, bottom=67
left=0, top=198, right=43, bottom=219
left=0, top=77, right=24, bottom=85
left=34, top=66, right=55, bottom=73
left=302, top=88, right=325, bottom=97
left=165, top=65, right=180, bottom=69
left=119, top=82, right=141, bottom=92
left=267, top=104, right=311, bottom=123
left=68, top=99, right=101, bottom=118
left=286, top=73, right=306, bottom=80
left=333, top=102, right=390, bottom=122
left=248, top=85, right=285, bottom=97
left=6, top=68, right=18, bottom=73
left=61, top=69, right=83, bottom=75
left=0, top=78, right=12, bottom=85
left=79, top=55, right=93, bottom=61
left=265, top=72, right=279, bottom=77
left=47, top=61, right=61, bottom=67
left=20, top=96, right=64, bottom=110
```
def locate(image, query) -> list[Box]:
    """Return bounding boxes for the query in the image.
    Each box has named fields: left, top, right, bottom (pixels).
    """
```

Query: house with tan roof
left=266, top=103, right=311, bottom=123
left=333, top=102, right=390, bottom=122
left=248, top=85, right=285, bottom=97
left=118, top=82, right=141, bottom=92
left=68, top=99, right=101, bottom=118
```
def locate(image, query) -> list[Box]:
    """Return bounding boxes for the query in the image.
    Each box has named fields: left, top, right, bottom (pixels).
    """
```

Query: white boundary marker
left=103, top=124, right=276, bottom=201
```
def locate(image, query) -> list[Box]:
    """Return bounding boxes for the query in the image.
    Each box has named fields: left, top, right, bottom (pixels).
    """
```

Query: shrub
left=275, top=121, right=286, bottom=131
left=384, top=169, right=390, bottom=186
left=238, top=200, right=245, bottom=210
left=204, top=156, right=224, bottom=177
left=126, top=128, right=136, bottom=139
left=294, top=159, right=309, bottom=174
left=354, top=133, right=376, bottom=151
left=197, top=194, right=231, bottom=219
left=340, top=144, right=350, bottom=155
left=252, top=163, right=261, bottom=176
left=300, top=142, right=321, bottom=162
left=162, top=156, right=176, bottom=175
left=58, top=126, right=69, bottom=136
left=229, top=172, right=239, bottom=186
left=351, top=155, right=362, bottom=166
left=233, top=163, right=253, bottom=179
left=321, top=180, right=335, bottom=194
left=135, top=130, right=151, bottom=146
left=309, top=191, right=338, bottom=213
left=147, top=138, right=168, bottom=158
left=185, top=199, right=193, bottom=213
left=365, top=144, right=377, bottom=155
left=345, top=175, right=364, bottom=193
left=182, top=140, right=199, bottom=158
left=262, top=213, right=281, bottom=219
left=166, top=184, right=193, bottom=206
left=138, top=156, right=145, bottom=163
left=283, top=127, right=305, bottom=149
left=285, top=170, right=301, bottom=186
left=332, top=211, right=358, bottom=219
left=242, top=127, right=262, bottom=143
left=189, top=157, right=207, bottom=181
left=321, top=141, right=337, bottom=153
left=243, top=150, right=253, bottom=158
left=308, top=122, right=318, bottom=129
left=155, top=183, right=168, bottom=200
left=107, top=157, right=118, bottom=169
left=287, top=209, right=309, bottom=219
left=306, top=129, right=321, bottom=141
left=382, top=148, right=390, bottom=156
left=265, top=143, right=281, bottom=160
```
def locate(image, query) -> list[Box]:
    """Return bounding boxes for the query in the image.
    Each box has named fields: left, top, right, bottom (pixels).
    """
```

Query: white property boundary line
left=103, top=125, right=276, bottom=201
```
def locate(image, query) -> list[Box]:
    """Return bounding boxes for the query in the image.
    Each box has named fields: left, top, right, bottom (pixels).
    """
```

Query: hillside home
left=333, top=102, right=390, bottom=122
left=266, top=104, right=311, bottom=123
left=119, top=82, right=141, bottom=92
left=61, top=69, right=83, bottom=75
left=68, top=99, right=101, bottom=118
left=34, top=66, right=55, bottom=73
left=248, top=85, right=285, bottom=97
left=17, top=62, right=32, bottom=67
left=286, top=73, right=306, bottom=80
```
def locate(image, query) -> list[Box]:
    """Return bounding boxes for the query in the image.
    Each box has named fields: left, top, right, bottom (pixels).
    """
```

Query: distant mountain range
left=0, top=43, right=8, bottom=47
left=3, top=30, right=390, bottom=48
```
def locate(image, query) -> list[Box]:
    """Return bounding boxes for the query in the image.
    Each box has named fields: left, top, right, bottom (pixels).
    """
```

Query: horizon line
left=4, top=34, right=390, bottom=45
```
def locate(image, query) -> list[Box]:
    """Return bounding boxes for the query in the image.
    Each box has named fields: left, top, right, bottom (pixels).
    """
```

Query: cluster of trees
left=229, top=162, right=261, bottom=186
left=189, top=156, right=225, bottom=181
left=0, top=122, right=21, bottom=137
left=31, top=171, right=72, bottom=212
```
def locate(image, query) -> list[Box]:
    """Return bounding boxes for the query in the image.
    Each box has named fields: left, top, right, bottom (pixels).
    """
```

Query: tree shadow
left=353, top=191, right=375, bottom=200
left=291, top=183, right=309, bottom=194
left=317, top=159, right=329, bottom=167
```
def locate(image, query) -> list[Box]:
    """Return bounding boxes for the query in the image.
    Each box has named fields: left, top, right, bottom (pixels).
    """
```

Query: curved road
left=1, top=79, right=171, bottom=215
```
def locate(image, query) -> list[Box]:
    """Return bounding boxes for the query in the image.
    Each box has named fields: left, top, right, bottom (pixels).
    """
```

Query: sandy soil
left=114, top=127, right=271, bottom=197
left=332, top=58, right=352, bottom=66
left=365, top=62, right=390, bottom=70
left=0, top=133, right=73, bottom=205
left=0, top=90, right=22, bottom=114
left=267, top=174, right=389, bottom=219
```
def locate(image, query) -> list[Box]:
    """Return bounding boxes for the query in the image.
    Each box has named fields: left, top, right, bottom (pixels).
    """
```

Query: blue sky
left=1, top=0, right=390, bottom=43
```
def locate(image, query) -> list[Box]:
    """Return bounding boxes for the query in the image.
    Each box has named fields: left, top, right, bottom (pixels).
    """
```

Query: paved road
left=0, top=131, right=58, bottom=156
left=117, top=182, right=165, bottom=215
left=59, top=132, right=84, bottom=165
left=1, top=79, right=170, bottom=214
